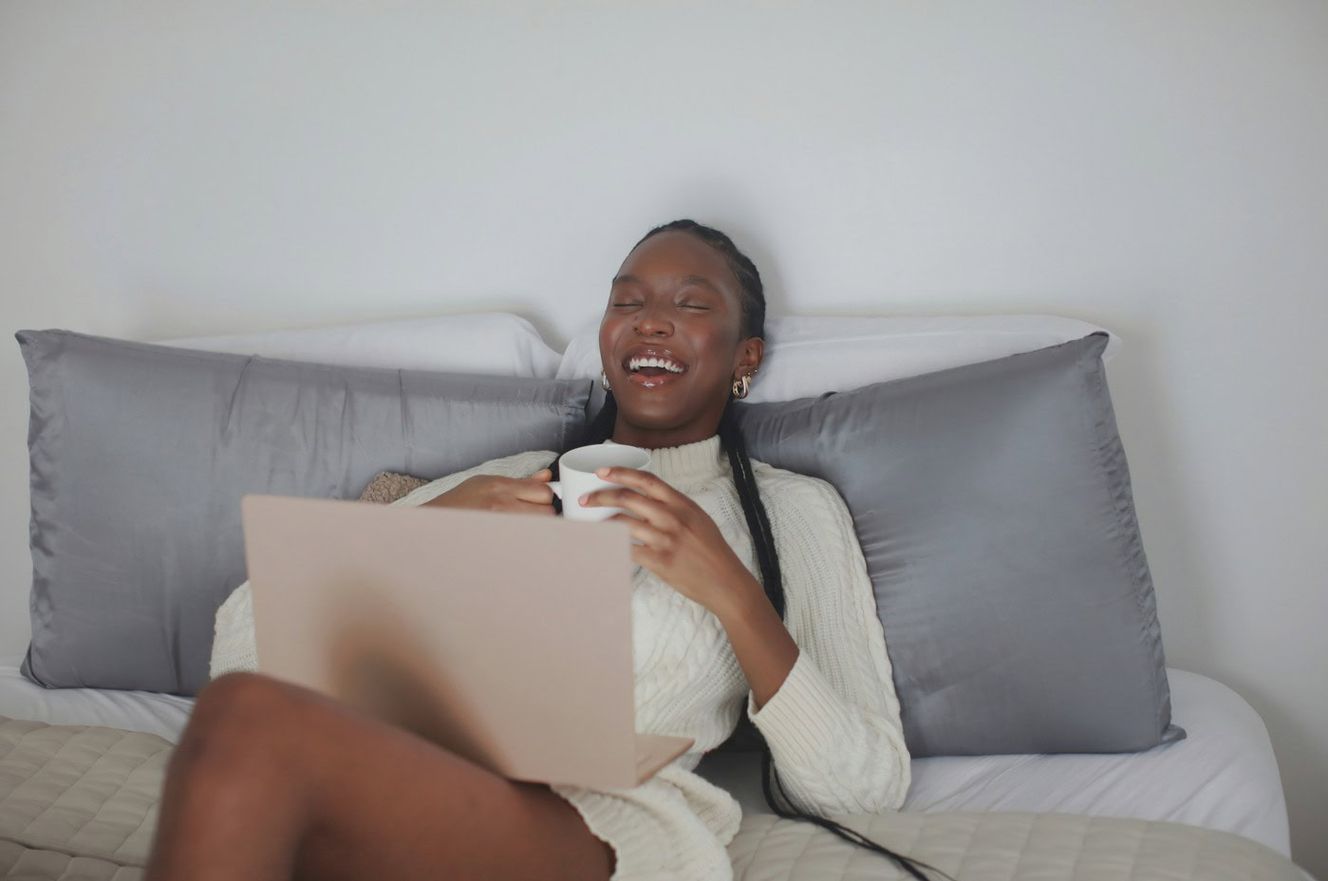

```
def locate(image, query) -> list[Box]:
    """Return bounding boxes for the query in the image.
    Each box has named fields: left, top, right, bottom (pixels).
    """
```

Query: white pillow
left=556, top=314, right=1121, bottom=403
left=162, top=313, right=562, bottom=378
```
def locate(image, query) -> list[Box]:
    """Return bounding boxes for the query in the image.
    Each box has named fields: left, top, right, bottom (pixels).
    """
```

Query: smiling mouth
left=620, top=353, right=688, bottom=389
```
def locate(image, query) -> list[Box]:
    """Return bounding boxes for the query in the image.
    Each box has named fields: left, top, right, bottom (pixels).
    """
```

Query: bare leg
left=144, top=673, right=615, bottom=881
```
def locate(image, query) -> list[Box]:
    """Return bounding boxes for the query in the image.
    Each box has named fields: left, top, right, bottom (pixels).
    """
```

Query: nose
left=633, top=302, right=673, bottom=337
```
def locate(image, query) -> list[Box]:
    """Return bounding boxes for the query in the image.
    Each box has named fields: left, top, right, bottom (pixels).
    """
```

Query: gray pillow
left=17, top=329, right=592, bottom=695
left=736, top=332, right=1184, bottom=756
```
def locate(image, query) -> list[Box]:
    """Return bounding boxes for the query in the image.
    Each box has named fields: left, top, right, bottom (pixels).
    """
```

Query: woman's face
left=599, top=231, right=763, bottom=448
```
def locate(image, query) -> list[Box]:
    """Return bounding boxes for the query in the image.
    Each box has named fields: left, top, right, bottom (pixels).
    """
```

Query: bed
left=0, top=657, right=1290, bottom=859
left=0, top=661, right=1301, bottom=879
left=0, top=314, right=1310, bottom=879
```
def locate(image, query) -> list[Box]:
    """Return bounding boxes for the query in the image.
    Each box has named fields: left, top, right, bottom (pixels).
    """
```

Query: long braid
left=718, top=407, right=781, bottom=618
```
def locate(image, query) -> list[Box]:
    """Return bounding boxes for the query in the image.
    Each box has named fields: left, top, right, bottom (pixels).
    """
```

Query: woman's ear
left=735, top=337, right=764, bottom=378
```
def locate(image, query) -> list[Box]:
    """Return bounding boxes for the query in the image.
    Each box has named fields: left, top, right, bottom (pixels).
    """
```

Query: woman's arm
left=582, top=465, right=911, bottom=816
left=720, top=474, right=911, bottom=818
left=209, top=580, right=259, bottom=676
left=711, top=570, right=800, bottom=711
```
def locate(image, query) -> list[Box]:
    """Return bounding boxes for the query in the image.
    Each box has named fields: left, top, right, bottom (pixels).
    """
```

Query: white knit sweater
left=210, top=435, right=910, bottom=881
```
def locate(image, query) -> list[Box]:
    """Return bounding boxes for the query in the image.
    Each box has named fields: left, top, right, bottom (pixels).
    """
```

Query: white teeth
left=628, top=356, right=684, bottom=374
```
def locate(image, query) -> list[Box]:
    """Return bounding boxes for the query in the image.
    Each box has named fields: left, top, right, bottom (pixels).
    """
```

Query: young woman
left=151, top=221, right=920, bottom=881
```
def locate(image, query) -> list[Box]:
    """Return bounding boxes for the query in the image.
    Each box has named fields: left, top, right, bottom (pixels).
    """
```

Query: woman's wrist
left=710, top=566, right=768, bottom=626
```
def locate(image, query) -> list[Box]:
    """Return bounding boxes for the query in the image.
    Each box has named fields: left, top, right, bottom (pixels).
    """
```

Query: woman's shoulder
left=748, top=458, right=850, bottom=515
left=747, top=459, right=863, bottom=561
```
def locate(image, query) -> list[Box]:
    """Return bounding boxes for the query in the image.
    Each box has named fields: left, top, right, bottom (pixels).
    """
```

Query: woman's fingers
left=591, top=467, right=680, bottom=503
left=509, top=475, right=556, bottom=504
left=607, top=513, right=668, bottom=549
left=580, top=487, right=679, bottom=530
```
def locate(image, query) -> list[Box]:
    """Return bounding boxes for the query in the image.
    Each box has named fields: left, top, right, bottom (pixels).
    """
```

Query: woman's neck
left=611, top=418, right=719, bottom=450
left=618, top=433, right=726, bottom=486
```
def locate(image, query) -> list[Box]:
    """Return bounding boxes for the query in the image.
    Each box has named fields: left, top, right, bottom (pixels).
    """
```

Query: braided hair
left=555, top=220, right=943, bottom=880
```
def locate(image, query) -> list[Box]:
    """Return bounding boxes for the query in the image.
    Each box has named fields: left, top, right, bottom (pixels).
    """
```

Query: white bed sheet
left=0, top=660, right=1289, bottom=857
left=0, top=655, right=193, bottom=743
left=697, top=669, right=1290, bottom=857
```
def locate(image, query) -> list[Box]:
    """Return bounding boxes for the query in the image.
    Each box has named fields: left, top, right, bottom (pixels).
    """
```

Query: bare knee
left=173, top=673, right=309, bottom=774
left=189, top=672, right=299, bottom=731
left=193, top=671, right=294, bottom=719
left=152, top=675, right=323, bottom=867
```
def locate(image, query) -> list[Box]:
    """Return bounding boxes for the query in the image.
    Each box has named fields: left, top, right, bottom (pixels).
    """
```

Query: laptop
left=240, top=494, right=694, bottom=790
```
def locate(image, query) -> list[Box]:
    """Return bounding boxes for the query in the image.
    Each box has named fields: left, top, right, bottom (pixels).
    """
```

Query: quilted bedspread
left=0, top=716, right=1310, bottom=880
left=0, top=718, right=166, bottom=880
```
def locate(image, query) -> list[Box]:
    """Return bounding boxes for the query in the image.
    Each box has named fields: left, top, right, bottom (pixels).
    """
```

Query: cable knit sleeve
left=743, top=471, right=911, bottom=816
left=207, top=450, right=558, bottom=682
left=209, top=580, right=259, bottom=677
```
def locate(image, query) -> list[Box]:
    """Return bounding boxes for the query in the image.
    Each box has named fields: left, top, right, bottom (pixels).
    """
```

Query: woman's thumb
left=532, top=468, right=553, bottom=480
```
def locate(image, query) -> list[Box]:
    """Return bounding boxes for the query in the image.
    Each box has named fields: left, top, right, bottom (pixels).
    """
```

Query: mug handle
left=547, top=481, right=562, bottom=498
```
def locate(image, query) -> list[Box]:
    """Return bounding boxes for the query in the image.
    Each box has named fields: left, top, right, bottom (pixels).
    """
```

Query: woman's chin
left=616, top=400, right=684, bottom=423
left=614, top=396, right=694, bottom=430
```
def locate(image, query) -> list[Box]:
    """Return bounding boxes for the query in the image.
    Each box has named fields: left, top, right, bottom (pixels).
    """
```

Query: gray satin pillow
left=17, top=329, right=591, bottom=695
left=736, top=333, right=1184, bottom=756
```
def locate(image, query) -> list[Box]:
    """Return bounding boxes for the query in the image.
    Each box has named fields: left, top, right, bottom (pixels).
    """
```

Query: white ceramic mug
left=548, top=443, right=652, bottom=522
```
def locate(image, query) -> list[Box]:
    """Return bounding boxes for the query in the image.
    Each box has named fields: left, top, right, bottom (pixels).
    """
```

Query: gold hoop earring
left=731, top=374, right=751, bottom=400
left=601, top=371, right=612, bottom=392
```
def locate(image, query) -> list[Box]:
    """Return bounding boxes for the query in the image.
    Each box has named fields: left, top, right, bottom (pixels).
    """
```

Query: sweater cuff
left=747, top=650, right=851, bottom=767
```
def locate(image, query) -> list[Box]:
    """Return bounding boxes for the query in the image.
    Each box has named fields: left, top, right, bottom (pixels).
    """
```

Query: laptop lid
left=241, top=494, right=690, bottom=789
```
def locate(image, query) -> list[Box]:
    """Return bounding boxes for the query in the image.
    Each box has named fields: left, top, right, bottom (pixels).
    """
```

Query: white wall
left=2, top=0, right=1325, bottom=871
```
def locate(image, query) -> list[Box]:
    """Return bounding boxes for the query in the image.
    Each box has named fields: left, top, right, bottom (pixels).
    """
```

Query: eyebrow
left=680, top=274, right=723, bottom=295
left=610, top=273, right=723, bottom=295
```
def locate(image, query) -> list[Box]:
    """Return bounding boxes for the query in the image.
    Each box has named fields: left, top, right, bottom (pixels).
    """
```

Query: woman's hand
left=581, top=467, right=761, bottom=616
left=422, top=469, right=556, bottom=516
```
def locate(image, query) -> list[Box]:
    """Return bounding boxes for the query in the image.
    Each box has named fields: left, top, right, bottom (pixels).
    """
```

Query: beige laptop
left=241, top=494, right=693, bottom=790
